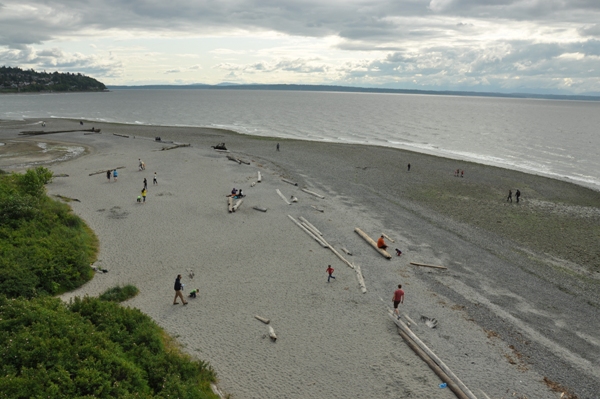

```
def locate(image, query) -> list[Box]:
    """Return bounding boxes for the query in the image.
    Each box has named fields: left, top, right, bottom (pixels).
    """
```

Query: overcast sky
left=1, top=0, right=599, bottom=94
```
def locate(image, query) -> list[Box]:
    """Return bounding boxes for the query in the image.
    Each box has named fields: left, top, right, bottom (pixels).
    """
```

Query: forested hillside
left=0, top=66, right=106, bottom=93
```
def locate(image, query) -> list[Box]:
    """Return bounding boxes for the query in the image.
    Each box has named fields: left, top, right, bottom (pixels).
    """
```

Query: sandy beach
left=1, top=118, right=599, bottom=399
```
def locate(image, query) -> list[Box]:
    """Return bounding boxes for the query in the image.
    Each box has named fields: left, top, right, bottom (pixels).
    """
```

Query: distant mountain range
left=106, top=83, right=600, bottom=102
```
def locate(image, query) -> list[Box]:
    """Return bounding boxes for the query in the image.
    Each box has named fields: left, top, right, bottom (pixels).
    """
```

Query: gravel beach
left=1, top=118, right=599, bottom=399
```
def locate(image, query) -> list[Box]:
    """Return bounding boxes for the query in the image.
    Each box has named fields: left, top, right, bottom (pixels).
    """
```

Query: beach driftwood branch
left=282, top=178, right=298, bottom=186
left=257, top=171, right=262, bottom=182
left=354, top=228, right=392, bottom=259
left=288, top=215, right=328, bottom=247
left=89, top=166, right=126, bottom=176
left=382, top=233, right=395, bottom=243
left=227, top=155, right=242, bottom=164
left=341, top=247, right=352, bottom=256
left=388, top=311, right=477, bottom=399
left=299, top=217, right=322, bottom=236
left=252, top=206, right=267, bottom=212
left=277, top=189, right=291, bottom=205
left=410, top=262, right=447, bottom=270
left=354, top=263, right=367, bottom=294
left=301, top=188, right=325, bottom=199
left=255, top=315, right=270, bottom=324
left=233, top=199, right=244, bottom=212
left=161, top=144, right=190, bottom=151
left=228, top=197, right=234, bottom=213
left=113, top=133, right=129, bottom=138
left=238, top=158, right=251, bottom=165
left=214, top=149, right=229, bottom=153
left=311, top=205, right=324, bottom=212
left=20, top=128, right=100, bottom=135
left=268, top=326, right=277, bottom=342
left=54, top=194, right=80, bottom=202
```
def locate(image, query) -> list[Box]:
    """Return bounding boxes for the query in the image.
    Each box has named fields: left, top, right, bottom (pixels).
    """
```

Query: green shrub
left=99, top=285, right=140, bottom=302
left=0, top=295, right=218, bottom=399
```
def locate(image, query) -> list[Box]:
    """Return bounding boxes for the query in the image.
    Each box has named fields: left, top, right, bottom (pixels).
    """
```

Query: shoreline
left=1, top=118, right=599, bottom=398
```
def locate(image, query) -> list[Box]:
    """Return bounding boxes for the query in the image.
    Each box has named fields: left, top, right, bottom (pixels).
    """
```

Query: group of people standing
left=507, top=189, right=521, bottom=203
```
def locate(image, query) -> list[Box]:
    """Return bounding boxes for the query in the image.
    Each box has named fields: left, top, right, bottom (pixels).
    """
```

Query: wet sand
left=1, top=118, right=599, bottom=399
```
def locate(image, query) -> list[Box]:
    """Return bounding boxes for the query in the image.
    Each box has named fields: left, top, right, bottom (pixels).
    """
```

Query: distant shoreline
left=106, top=83, right=600, bottom=102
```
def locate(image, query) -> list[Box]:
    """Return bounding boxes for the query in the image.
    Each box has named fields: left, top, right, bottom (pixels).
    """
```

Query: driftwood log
left=89, top=166, right=126, bottom=176
left=288, top=215, right=327, bottom=248
left=228, top=197, right=233, bottom=213
left=20, top=128, right=100, bottom=135
left=388, top=311, right=476, bottom=399
left=255, top=315, right=270, bottom=324
left=232, top=199, right=244, bottom=211
left=353, top=263, right=367, bottom=294
left=410, top=262, right=447, bottom=270
left=227, top=155, right=242, bottom=164
left=268, top=326, right=277, bottom=342
left=298, top=217, right=322, bottom=236
left=257, top=171, right=262, bottom=182
left=276, top=189, right=291, bottom=205
left=252, top=206, right=267, bottom=212
left=382, top=233, right=395, bottom=243
left=311, top=205, right=324, bottom=212
left=341, top=247, right=352, bottom=256
left=161, top=143, right=190, bottom=151
left=282, top=178, right=298, bottom=186
left=54, top=194, right=80, bottom=202
left=113, top=133, right=129, bottom=138
left=301, top=188, right=325, bottom=199
left=354, top=228, right=392, bottom=259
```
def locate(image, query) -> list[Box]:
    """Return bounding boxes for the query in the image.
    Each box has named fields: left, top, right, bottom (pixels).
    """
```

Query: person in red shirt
left=326, top=265, right=336, bottom=282
left=377, top=235, right=388, bottom=250
left=392, top=284, right=404, bottom=319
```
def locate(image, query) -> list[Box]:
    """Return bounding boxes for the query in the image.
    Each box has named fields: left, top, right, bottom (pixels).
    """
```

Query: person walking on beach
left=377, top=235, right=388, bottom=251
left=407, top=163, right=411, bottom=171
left=141, top=188, right=147, bottom=203
left=143, top=178, right=148, bottom=190
left=461, top=170, right=464, bottom=178
left=276, top=143, right=280, bottom=151
left=113, top=169, right=118, bottom=182
left=326, top=265, right=336, bottom=282
left=507, top=189, right=513, bottom=203
left=516, top=189, right=521, bottom=203
left=153, top=172, right=158, bottom=185
left=173, top=274, right=188, bottom=305
left=393, top=284, right=405, bottom=319
left=106, top=170, right=111, bottom=182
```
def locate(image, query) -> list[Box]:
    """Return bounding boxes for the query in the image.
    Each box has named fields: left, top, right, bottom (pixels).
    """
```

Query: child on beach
left=106, top=170, right=111, bottom=181
left=326, top=265, right=335, bottom=282
left=137, top=195, right=141, bottom=203
left=395, top=248, right=402, bottom=256
left=189, top=288, right=199, bottom=298
left=113, top=169, right=118, bottom=181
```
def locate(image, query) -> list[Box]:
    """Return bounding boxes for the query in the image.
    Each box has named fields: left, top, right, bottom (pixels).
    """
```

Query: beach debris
left=299, top=217, right=322, bottom=236
left=439, top=383, right=447, bottom=389
left=420, top=316, right=439, bottom=329
left=404, top=314, right=417, bottom=327
left=210, top=383, right=226, bottom=399
left=91, top=265, right=109, bottom=273
left=187, top=269, right=195, bottom=279
left=354, top=228, right=392, bottom=259
left=257, top=171, right=262, bottom=182
left=233, top=199, right=244, bottom=211
left=291, top=196, right=298, bottom=203
left=252, top=206, right=268, bottom=212
left=20, top=128, right=100, bottom=135
left=282, top=178, right=298, bottom=186
left=353, top=263, right=368, bottom=294
left=255, top=315, right=270, bottom=324
left=227, top=155, right=242, bottom=164
left=388, top=310, right=477, bottom=399
left=161, top=143, right=190, bottom=151
left=251, top=182, right=256, bottom=187
left=54, top=173, right=69, bottom=177
left=89, top=166, right=125, bottom=176
left=211, top=143, right=227, bottom=150
left=341, top=247, right=352, bottom=256
left=54, top=194, right=80, bottom=202
left=288, top=215, right=327, bottom=247
left=382, top=232, right=395, bottom=243
left=277, top=189, right=291, bottom=205
left=301, top=188, right=325, bottom=199
left=410, top=262, right=447, bottom=270
left=268, top=326, right=277, bottom=342
left=228, top=197, right=234, bottom=213
left=113, top=133, right=129, bottom=138
left=311, top=205, right=324, bottom=212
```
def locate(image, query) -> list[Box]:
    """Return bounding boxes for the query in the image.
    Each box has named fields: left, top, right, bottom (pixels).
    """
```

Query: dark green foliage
left=99, top=285, right=140, bottom=303
left=0, top=295, right=218, bottom=399
left=0, top=66, right=106, bottom=93
left=0, top=167, right=97, bottom=298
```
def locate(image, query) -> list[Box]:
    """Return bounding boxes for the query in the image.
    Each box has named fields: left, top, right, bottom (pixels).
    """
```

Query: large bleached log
left=354, top=228, right=392, bottom=259
left=282, top=178, right=298, bottom=186
left=255, top=315, right=270, bottom=324
left=301, top=222, right=321, bottom=239
left=301, top=188, right=325, bottom=199
left=353, top=263, right=367, bottom=293
left=388, top=311, right=477, bottom=399
left=89, top=166, right=126, bottom=176
left=257, top=171, right=262, bottom=182
left=382, top=232, right=395, bottom=243
left=299, top=217, right=322, bottom=236
left=410, top=262, right=447, bottom=270
left=277, top=189, right=291, bottom=205
left=233, top=199, right=244, bottom=211
left=228, top=197, right=233, bottom=213
left=288, top=215, right=328, bottom=247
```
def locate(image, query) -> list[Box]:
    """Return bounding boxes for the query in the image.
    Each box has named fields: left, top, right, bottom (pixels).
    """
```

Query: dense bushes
left=99, top=285, right=139, bottom=302
left=0, top=295, right=218, bottom=399
left=0, top=167, right=97, bottom=298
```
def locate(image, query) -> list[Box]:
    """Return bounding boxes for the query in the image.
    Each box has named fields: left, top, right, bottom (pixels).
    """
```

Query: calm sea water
left=2, top=89, right=599, bottom=190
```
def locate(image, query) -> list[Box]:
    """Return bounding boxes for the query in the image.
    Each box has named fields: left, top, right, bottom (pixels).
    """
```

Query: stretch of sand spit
left=2, top=118, right=598, bottom=399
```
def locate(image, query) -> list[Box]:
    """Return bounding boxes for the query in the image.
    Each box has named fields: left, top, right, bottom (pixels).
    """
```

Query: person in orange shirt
left=377, top=235, right=388, bottom=250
